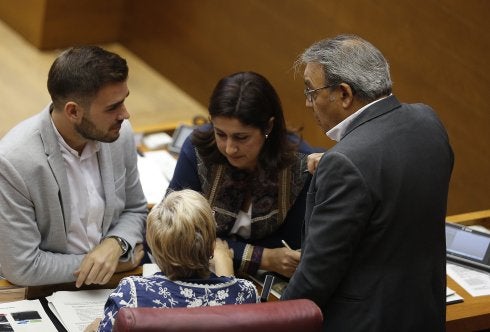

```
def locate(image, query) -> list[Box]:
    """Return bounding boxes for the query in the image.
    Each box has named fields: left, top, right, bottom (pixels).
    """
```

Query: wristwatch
left=107, top=236, right=129, bottom=256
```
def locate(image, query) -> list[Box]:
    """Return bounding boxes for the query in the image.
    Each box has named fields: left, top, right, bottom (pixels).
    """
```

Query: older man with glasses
left=282, top=34, right=453, bottom=332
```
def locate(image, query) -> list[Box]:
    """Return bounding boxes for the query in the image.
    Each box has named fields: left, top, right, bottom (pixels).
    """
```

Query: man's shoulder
left=0, top=111, right=46, bottom=158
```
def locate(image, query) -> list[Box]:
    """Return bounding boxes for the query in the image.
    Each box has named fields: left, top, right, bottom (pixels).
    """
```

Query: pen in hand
left=281, top=240, right=292, bottom=250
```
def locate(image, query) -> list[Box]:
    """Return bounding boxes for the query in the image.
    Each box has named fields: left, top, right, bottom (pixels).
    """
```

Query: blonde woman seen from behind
left=94, top=189, right=259, bottom=332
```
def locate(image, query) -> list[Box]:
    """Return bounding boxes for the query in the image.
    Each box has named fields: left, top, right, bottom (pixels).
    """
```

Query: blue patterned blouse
left=97, top=272, right=259, bottom=332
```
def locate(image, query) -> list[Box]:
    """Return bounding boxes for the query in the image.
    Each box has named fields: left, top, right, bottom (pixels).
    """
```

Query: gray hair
left=296, top=34, right=392, bottom=102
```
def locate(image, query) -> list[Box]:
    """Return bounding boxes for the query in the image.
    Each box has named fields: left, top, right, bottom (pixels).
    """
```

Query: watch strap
left=107, top=236, right=129, bottom=256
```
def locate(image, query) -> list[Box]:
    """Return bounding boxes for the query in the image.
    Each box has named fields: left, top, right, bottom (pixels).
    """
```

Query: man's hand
left=261, top=247, right=301, bottom=278
left=115, top=243, right=144, bottom=273
left=307, top=152, right=324, bottom=174
left=73, top=237, right=123, bottom=288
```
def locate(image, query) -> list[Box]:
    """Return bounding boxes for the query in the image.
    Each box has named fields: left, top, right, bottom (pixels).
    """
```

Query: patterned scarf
left=196, top=150, right=309, bottom=240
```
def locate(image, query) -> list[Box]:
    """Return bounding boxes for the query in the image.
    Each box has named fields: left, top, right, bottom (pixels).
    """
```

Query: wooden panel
left=0, top=20, right=206, bottom=139
left=122, top=0, right=490, bottom=215
left=0, top=0, right=125, bottom=50
left=40, top=0, right=125, bottom=49
left=0, top=0, right=47, bottom=47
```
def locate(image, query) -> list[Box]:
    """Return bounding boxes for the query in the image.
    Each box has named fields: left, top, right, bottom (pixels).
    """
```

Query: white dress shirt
left=52, top=120, right=105, bottom=254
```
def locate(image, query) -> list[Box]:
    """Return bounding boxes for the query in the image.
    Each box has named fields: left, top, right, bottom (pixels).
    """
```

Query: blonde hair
left=146, top=189, right=216, bottom=280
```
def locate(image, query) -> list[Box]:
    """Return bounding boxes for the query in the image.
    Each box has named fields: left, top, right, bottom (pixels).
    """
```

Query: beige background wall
left=0, top=0, right=488, bottom=215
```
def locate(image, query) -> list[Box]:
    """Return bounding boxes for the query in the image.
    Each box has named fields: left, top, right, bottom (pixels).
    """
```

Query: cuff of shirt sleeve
left=238, top=244, right=263, bottom=275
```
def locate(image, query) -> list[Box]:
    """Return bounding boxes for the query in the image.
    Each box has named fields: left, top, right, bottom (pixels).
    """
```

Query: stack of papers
left=47, top=289, right=113, bottom=332
left=447, top=263, right=490, bottom=297
left=0, top=299, right=57, bottom=331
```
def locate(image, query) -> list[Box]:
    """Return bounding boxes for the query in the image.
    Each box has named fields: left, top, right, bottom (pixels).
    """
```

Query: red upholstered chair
left=112, top=299, right=323, bottom=332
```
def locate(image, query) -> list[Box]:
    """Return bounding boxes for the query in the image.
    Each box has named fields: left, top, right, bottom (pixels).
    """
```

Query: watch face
left=111, top=236, right=128, bottom=255
left=118, top=237, right=129, bottom=253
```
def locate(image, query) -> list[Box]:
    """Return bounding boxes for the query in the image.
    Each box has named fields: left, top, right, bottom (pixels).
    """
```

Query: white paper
left=446, top=287, right=463, bottom=304
left=0, top=299, right=57, bottom=332
left=447, top=263, right=490, bottom=297
left=142, top=132, right=173, bottom=150
left=46, top=289, right=113, bottom=332
left=137, top=150, right=177, bottom=205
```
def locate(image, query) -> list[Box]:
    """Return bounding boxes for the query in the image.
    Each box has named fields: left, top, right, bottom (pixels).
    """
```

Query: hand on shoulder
left=307, top=152, right=324, bottom=174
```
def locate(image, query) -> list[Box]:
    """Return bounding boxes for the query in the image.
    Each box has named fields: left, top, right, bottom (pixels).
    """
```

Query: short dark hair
left=193, top=71, right=297, bottom=170
left=47, top=45, right=128, bottom=109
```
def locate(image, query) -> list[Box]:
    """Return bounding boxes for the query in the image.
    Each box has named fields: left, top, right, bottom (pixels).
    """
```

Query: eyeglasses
left=304, top=85, right=334, bottom=103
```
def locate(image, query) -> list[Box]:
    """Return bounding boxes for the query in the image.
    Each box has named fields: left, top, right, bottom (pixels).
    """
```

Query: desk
left=3, top=269, right=489, bottom=330
left=446, top=276, right=490, bottom=331
left=250, top=273, right=490, bottom=330
left=445, top=209, right=490, bottom=330
left=0, top=266, right=142, bottom=303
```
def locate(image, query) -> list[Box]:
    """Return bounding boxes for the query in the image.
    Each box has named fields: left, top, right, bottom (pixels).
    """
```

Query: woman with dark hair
left=167, top=71, right=317, bottom=277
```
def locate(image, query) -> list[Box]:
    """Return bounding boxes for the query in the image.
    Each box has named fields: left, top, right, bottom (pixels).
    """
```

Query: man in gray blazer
left=281, top=35, right=453, bottom=331
left=0, top=46, right=147, bottom=287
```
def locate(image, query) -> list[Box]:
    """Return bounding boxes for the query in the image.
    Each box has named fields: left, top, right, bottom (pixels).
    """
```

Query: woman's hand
left=307, top=152, right=324, bottom=174
left=261, top=247, right=301, bottom=278
left=210, top=239, right=234, bottom=277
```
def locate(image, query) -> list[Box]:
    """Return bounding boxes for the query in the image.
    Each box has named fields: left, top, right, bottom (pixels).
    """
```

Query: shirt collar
left=326, top=95, right=391, bottom=142
left=50, top=117, right=100, bottom=159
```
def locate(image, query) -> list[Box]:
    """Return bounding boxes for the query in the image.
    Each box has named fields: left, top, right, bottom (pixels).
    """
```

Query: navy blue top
left=97, top=272, right=258, bottom=331
left=168, top=130, right=318, bottom=274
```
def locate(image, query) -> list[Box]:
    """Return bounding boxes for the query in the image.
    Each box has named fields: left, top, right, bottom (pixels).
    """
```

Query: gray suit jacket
left=282, top=96, right=453, bottom=331
left=0, top=105, right=147, bottom=286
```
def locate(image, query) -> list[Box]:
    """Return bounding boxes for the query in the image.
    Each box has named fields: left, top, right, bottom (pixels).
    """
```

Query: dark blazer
left=282, top=95, right=454, bottom=331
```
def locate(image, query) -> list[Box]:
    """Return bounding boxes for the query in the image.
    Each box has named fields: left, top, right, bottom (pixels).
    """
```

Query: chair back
left=113, top=298, right=323, bottom=332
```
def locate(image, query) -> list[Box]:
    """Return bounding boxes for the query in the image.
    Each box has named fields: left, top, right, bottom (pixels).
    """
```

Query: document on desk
left=46, top=288, right=113, bottom=332
left=137, top=150, right=177, bottom=206
left=446, top=287, right=463, bottom=304
left=0, top=299, right=57, bottom=331
left=447, top=263, right=490, bottom=297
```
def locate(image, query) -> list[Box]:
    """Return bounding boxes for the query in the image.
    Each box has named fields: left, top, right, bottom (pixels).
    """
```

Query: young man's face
left=76, top=81, right=130, bottom=142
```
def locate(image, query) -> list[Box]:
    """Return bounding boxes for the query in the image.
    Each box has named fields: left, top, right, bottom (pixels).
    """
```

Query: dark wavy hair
left=192, top=71, right=298, bottom=171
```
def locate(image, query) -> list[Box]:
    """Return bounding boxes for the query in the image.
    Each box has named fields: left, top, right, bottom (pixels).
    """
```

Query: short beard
left=75, top=114, right=121, bottom=143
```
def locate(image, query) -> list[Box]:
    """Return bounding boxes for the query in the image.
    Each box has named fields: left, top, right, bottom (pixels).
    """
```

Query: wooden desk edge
left=26, top=266, right=143, bottom=299
left=446, top=209, right=490, bottom=228
left=0, top=266, right=142, bottom=303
